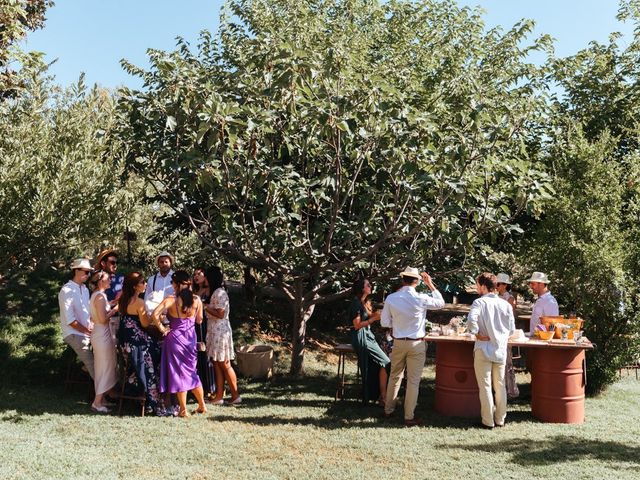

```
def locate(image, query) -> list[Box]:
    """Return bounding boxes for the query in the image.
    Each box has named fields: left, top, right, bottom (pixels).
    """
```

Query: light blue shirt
left=381, top=286, right=445, bottom=339
left=467, top=293, right=515, bottom=364
left=530, top=291, right=559, bottom=333
left=58, top=280, right=91, bottom=339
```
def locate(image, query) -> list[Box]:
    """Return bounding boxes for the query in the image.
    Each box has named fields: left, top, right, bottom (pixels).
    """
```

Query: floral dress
left=117, top=313, right=163, bottom=414
left=206, top=287, right=235, bottom=361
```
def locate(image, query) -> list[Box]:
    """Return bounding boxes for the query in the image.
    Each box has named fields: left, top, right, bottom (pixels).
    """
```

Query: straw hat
left=155, top=251, right=175, bottom=265
left=527, top=271, right=550, bottom=284
left=399, top=267, right=421, bottom=280
left=496, top=273, right=512, bottom=284
left=94, top=248, right=117, bottom=269
left=70, top=258, right=92, bottom=271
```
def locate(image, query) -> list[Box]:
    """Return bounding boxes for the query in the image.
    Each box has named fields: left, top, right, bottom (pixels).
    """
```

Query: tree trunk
left=289, top=279, right=315, bottom=375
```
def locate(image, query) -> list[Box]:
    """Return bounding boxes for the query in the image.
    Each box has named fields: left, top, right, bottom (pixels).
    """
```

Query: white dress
left=206, top=288, right=235, bottom=361
left=90, top=291, right=117, bottom=395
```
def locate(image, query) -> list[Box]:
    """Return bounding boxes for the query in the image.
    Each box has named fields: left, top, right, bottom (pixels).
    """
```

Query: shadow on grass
left=441, top=435, right=640, bottom=467
left=208, top=372, right=539, bottom=430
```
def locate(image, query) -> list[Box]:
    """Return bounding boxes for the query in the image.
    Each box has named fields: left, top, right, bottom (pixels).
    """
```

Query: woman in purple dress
left=152, top=270, right=207, bottom=417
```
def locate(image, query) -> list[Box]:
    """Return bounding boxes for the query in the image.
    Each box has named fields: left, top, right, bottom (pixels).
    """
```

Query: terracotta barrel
left=530, top=348, right=586, bottom=423
left=434, top=341, right=481, bottom=417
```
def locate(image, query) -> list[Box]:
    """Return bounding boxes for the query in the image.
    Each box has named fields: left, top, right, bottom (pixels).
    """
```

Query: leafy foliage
left=118, top=0, right=553, bottom=373
left=0, top=0, right=53, bottom=98
left=523, top=3, right=640, bottom=393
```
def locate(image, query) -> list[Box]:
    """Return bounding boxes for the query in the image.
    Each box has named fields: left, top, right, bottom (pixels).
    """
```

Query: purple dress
left=159, top=313, right=202, bottom=393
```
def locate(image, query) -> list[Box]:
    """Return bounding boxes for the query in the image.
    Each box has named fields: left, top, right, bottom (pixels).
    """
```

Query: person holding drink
left=349, top=277, right=390, bottom=406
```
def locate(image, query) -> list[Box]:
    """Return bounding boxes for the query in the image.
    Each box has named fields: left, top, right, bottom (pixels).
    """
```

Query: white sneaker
left=229, top=396, right=242, bottom=405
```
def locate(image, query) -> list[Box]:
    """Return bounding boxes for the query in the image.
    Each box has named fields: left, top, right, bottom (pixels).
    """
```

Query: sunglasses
left=107, top=260, right=117, bottom=265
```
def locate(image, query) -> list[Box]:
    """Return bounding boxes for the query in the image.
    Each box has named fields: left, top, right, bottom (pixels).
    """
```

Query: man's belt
left=394, top=337, right=423, bottom=341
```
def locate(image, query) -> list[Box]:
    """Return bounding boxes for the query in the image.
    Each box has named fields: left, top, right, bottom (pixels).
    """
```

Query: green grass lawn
left=1, top=352, right=639, bottom=480
left=2, top=270, right=639, bottom=479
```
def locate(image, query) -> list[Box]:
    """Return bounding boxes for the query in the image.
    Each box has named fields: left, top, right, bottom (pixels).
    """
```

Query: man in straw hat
left=58, top=258, right=95, bottom=379
left=527, top=271, right=559, bottom=334
left=144, top=251, right=175, bottom=314
left=94, top=248, right=124, bottom=307
left=381, top=267, right=445, bottom=427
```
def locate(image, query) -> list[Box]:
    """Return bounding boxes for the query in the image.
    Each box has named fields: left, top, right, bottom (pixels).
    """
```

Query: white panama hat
left=496, top=273, right=512, bottom=284
left=399, top=267, right=421, bottom=280
left=70, top=258, right=92, bottom=271
left=155, top=251, right=175, bottom=265
left=527, top=271, right=550, bottom=284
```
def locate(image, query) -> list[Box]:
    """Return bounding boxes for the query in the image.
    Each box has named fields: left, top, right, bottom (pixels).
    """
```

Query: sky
left=24, top=0, right=635, bottom=90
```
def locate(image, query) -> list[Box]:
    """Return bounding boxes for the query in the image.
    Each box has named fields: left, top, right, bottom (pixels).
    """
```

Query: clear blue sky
left=24, top=0, right=634, bottom=90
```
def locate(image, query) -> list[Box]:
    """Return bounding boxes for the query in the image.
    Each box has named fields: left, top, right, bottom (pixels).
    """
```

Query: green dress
left=349, top=297, right=391, bottom=403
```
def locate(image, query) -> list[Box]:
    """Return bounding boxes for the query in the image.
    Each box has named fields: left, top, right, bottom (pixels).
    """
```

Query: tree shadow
left=440, top=435, right=640, bottom=467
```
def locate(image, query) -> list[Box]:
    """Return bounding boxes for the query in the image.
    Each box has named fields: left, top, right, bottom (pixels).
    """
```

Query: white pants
left=473, top=349, right=507, bottom=427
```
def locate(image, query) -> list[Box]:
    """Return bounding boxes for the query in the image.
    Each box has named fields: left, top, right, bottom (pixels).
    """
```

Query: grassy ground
left=1, top=357, right=639, bottom=479
left=1, top=270, right=640, bottom=479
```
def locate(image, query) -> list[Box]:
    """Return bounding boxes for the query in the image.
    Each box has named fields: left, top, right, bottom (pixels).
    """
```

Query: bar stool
left=63, top=346, right=93, bottom=396
left=333, top=343, right=360, bottom=401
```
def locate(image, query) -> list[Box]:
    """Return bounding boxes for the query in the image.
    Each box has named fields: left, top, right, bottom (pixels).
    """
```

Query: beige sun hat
left=400, top=267, right=421, bottom=280
left=155, top=251, right=175, bottom=265
left=527, top=271, right=550, bottom=283
left=70, top=258, right=92, bottom=271
left=496, top=273, right=512, bottom=284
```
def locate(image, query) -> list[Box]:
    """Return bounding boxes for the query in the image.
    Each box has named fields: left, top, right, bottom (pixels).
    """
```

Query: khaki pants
left=384, top=339, right=425, bottom=420
left=473, top=348, right=507, bottom=427
left=64, top=334, right=95, bottom=380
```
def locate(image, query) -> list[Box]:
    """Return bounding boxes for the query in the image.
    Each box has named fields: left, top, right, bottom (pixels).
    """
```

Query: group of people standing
left=58, top=249, right=241, bottom=416
left=349, top=267, right=559, bottom=429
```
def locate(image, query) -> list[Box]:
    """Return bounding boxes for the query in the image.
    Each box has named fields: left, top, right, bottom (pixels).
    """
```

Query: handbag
left=196, top=321, right=207, bottom=352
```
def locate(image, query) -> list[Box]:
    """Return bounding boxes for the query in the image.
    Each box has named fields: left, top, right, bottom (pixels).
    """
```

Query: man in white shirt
left=527, top=271, right=559, bottom=333
left=58, top=258, right=95, bottom=379
left=467, top=272, right=515, bottom=429
left=144, top=251, right=175, bottom=314
left=381, top=267, right=445, bottom=426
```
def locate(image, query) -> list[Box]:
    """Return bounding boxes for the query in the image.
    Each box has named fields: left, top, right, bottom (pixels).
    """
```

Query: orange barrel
left=530, top=348, right=586, bottom=423
left=434, top=341, right=480, bottom=417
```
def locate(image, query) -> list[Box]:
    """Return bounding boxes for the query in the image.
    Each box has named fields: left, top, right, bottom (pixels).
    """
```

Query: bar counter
left=425, top=334, right=594, bottom=424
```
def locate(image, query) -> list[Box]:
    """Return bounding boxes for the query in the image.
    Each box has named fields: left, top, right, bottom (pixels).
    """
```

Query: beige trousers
left=473, top=348, right=507, bottom=427
left=64, top=334, right=95, bottom=380
left=384, top=339, right=425, bottom=420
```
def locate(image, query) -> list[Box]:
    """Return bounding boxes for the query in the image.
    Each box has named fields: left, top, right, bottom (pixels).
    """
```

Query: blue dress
left=117, top=313, right=162, bottom=414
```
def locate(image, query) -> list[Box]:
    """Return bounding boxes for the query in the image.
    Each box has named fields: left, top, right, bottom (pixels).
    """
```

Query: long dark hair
left=172, top=270, right=194, bottom=313
left=205, top=266, right=225, bottom=292
left=351, top=276, right=367, bottom=297
left=119, top=272, right=145, bottom=314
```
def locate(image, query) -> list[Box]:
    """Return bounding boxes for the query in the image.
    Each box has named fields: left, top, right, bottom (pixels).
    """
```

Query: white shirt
left=58, top=280, right=91, bottom=339
left=530, top=291, right=559, bottom=333
left=144, top=270, right=175, bottom=314
left=467, top=293, right=515, bottom=364
left=381, top=286, right=445, bottom=339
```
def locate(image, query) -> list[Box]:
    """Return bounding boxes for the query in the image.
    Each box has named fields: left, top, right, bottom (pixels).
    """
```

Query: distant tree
left=524, top=0, right=640, bottom=393
left=118, top=0, right=552, bottom=374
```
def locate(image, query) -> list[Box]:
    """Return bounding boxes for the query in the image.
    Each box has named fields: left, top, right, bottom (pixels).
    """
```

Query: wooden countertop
left=424, top=334, right=594, bottom=350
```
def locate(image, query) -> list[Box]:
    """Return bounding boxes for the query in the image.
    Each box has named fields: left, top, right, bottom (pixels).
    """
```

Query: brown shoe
left=404, top=417, right=424, bottom=427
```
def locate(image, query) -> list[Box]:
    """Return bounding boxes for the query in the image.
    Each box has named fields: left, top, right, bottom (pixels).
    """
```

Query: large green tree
left=118, top=0, right=552, bottom=374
